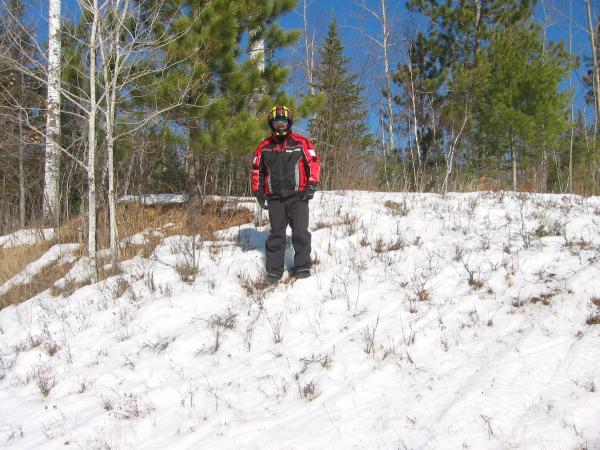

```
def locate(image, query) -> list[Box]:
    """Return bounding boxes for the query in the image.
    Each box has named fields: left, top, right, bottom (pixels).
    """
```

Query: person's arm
left=302, top=138, right=321, bottom=200
left=251, top=143, right=266, bottom=196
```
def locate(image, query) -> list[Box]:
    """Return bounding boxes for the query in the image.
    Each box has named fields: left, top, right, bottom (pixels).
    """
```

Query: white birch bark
left=443, top=102, right=469, bottom=194
left=248, top=23, right=265, bottom=119
left=381, top=0, right=395, bottom=154
left=99, top=0, right=129, bottom=265
left=87, top=0, right=99, bottom=282
left=303, top=0, right=316, bottom=96
left=43, top=0, right=61, bottom=224
left=249, top=26, right=265, bottom=74
left=407, top=42, right=422, bottom=190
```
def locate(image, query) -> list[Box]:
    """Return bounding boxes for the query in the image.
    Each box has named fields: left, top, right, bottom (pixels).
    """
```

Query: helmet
left=268, top=105, right=293, bottom=136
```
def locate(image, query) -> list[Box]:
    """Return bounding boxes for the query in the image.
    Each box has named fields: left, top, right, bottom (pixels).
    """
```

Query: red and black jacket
left=251, top=133, right=321, bottom=198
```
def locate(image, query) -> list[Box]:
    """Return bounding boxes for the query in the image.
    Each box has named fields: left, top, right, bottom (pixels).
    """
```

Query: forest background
left=1, top=0, right=599, bottom=259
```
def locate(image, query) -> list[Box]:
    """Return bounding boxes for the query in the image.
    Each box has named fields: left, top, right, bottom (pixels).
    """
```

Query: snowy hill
left=1, top=191, right=600, bottom=449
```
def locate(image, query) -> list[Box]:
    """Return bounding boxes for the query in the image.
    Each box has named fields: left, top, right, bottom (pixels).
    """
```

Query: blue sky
left=23, top=0, right=598, bottom=131
left=274, top=0, right=596, bottom=134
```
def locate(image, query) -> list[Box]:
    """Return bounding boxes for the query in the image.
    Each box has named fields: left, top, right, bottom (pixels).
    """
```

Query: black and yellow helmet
left=268, top=105, right=293, bottom=136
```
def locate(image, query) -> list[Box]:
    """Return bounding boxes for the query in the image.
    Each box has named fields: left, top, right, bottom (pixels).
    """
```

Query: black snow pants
left=265, top=196, right=311, bottom=276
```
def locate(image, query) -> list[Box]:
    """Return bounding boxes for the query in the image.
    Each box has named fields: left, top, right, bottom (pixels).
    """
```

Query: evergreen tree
left=457, top=25, right=571, bottom=190
left=401, top=0, right=573, bottom=191
left=309, top=17, right=370, bottom=189
left=141, top=0, right=303, bottom=195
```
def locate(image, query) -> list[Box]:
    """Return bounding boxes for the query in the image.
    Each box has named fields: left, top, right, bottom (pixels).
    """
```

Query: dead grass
left=111, top=201, right=254, bottom=260
left=1, top=261, right=75, bottom=309
left=0, top=241, right=53, bottom=286
left=0, top=199, right=254, bottom=310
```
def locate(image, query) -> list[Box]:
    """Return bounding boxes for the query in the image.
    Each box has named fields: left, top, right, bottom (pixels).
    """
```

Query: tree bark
left=88, top=0, right=99, bottom=282
left=510, top=127, right=517, bottom=191
left=303, top=0, right=316, bottom=96
left=18, top=106, right=25, bottom=228
left=569, top=0, right=574, bottom=192
left=407, top=41, right=422, bottom=190
left=43, top=0, right=62, bottom=225
left=586, top=0, right=600, bottom=138
left=381, top=0, right=393, bottom=190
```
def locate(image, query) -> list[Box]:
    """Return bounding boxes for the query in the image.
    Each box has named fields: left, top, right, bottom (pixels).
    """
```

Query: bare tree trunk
left=106, top=95, right=118, bottom=265
left=303, top=0, right=316, bottom=96
left=379, top=109, right=390, bottom=189
left=443, top=102, right=469, bottom=194
left=18, top=98, right=26, bottom=228
left=569, top=0, right=575, bottom=192
left=407, top=42, right=422, bottom=190
left=510, top=128, right=517, bottom=191
left=380, top=0, right=394, bottom=190
left=586, top=0, right=600, bottom=139
left=87, top=0, right=99, bottom=282
left=43, top=0, right=62, bottom=225
left=100, top=0, right=129, bottom=266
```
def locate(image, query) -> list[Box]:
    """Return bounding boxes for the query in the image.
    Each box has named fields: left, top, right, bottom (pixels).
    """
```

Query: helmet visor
left=272, top=119, right=289, bottom=130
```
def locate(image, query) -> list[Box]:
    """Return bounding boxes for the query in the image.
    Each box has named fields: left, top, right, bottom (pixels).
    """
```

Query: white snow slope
left=1, top=191, right=599, bottom=450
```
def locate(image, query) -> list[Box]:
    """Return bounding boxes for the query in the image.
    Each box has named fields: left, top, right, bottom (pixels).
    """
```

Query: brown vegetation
left=0, top=199, right=254, bottom=310
left=1, top=261, right=75, bottom=309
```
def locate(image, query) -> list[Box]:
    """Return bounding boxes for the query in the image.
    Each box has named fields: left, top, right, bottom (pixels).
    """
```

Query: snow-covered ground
left=1, top=191, right=599, bottom=449
left=0, top=228, right=55, bottom=248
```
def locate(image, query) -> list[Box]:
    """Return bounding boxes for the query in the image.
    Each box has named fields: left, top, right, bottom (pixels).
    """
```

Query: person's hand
left=301, top=183, right=318, bottom=201
left=254, top=191, right=269, bottom=210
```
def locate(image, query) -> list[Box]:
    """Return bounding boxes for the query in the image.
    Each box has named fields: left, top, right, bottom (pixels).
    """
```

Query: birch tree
left=94, top=0, right=193, bottom=265
left=353, top=0, right=397, bottom=189
left=42, top=0, right=61, bottom=225
left=86, top=0, right=98, bottom=280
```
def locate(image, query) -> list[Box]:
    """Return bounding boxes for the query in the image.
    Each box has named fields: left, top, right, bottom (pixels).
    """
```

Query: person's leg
left=287, top=197, right=311, bottom=272
left=265, top=198, right=288, bottom=277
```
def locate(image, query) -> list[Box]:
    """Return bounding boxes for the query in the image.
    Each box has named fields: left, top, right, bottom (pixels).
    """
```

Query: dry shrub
left=1, top=261, right=75, bottom=309
left=384, top=200, right=409, bottom=216
left=175, top=262, right=199, bottom=283
left=238, top=272, right=272, bottom=295
left=586, top=314, right=600, bottom=325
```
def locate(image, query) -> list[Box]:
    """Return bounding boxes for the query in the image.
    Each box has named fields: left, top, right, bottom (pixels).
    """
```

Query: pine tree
left=140, top=0, right=302, bottom=196
left=455, top=25, right=571, bottom=191
left=309, top=17, right=370, bottom=189
left=402, top=0, right=572, bottom=191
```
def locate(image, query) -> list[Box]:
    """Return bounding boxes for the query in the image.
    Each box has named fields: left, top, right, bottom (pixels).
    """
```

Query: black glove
left=254, top=191, right=269, bottom=210
left=301, top=183, right=318, bottom=201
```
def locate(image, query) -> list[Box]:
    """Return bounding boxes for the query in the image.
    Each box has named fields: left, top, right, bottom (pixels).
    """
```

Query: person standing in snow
left=251, top=105, right=322, bottom=284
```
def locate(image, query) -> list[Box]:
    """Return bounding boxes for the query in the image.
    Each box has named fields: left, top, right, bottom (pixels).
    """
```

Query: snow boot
left=292, top=267, right=311, bottom=279
left=265, top=272, right=282, bottom=285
